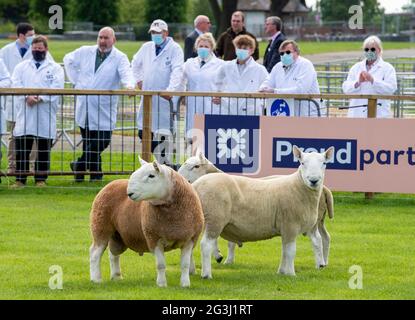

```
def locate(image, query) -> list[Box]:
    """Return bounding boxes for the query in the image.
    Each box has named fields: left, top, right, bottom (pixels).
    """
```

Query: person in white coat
left=0, top=58, right=11, bottom=183
left=11, top=36, right=64, bottom=188
left=342, top=36, right=397, bottom=118
left=181, top=32, right=224, bottom=139
left=259, top=40, right=321, bottom=117
left=132, top=19, right=184, bottom=164
left=0, top=23, right=39, bottom=174
left=214, top=34, right=268, bottom=115
left=64, top=27, right=135, bottom=182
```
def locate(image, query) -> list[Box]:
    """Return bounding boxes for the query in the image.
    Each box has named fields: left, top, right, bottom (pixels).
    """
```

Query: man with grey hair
left=259, top=40, right=321, bottom=117
left=263, top=16, right=286, bottom=73
left=64, top=27, right=135, bottom=182
left=184, top=15, right=211, bottom=61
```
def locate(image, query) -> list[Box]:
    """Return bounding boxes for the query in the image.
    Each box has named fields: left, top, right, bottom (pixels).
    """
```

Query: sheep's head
left=127, top=158, right=173, bottom=204
left=178, top=149, right=217, bottom=183
left=293, top=145, right=334, bottom=190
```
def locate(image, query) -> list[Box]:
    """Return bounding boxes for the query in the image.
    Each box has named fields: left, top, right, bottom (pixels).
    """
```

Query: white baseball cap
left=148, top=19, right=168, bottom=33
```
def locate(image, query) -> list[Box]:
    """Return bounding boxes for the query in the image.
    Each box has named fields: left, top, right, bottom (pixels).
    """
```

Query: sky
left=305, top=0, right=412, bottom=13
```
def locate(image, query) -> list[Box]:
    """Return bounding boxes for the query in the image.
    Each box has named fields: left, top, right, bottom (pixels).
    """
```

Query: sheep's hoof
left=157, top=282, right=168, bottom=288
left=215, top=255, right=223, bottom=263
left=111, top=274, right=123, bottom=281
left=278, top=270, right=296, bottom=276
left=319, top=264, right=326, bottom=269
left=181, top=282, right=191, bottom=288
left=91, top=278, right=102, bottom=284
left=223, top=259, right=234, bottom=265
left=201, top=274, right=212, bottom=280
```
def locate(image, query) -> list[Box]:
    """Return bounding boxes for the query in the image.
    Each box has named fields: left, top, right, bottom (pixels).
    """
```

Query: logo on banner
left=270, top=99, right=292, bottom=117
left=273, top=138, right=358, bottom=170
left=205, top=115, right=259, bottom=173
left=217, top=128, right=247, bottom=160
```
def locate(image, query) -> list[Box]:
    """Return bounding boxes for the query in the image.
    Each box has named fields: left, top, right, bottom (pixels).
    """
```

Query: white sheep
left=192, top=146, right=334, bottom=278
left=179, top=150, right=334, bottom=266
left=89, top=159, right=204, bottom=287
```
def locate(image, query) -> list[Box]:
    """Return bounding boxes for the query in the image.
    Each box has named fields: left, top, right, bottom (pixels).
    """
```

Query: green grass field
left=1, top=39, right=414, bottom=62
left=0, top=184, right=414, bottom=300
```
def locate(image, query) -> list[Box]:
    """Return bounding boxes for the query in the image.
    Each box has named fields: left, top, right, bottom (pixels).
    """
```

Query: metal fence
left=1, top=88, right=415, bottom=187
left=314, top=58, right=415, bottom=118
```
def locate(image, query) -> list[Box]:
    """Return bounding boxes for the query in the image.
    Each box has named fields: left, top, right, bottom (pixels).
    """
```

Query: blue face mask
left=281, top=53, right=294, bottom=67
left=26, top=35, right=34, bottom=46
left=364, top=51, right=377, bottom=62
left=197, top=47, right=210, bottom=60
left=236, top=49, right=249, bottom=61
left=151, top=34, right=164, bottom=46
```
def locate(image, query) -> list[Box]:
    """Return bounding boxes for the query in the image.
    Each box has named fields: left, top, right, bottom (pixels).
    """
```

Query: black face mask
left=32, top=50, right=46, bottom=62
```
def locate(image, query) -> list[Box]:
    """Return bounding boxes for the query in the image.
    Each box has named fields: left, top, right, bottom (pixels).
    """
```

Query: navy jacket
left=184, top=30, right=199, bottom=61
left=263, top=32, right=286, bottom=73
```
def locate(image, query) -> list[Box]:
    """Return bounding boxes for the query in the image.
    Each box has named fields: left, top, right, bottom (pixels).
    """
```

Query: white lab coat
left=0, top=41, right=54, bottom=121
left=342, top=58, right=397, bottom=118
left=215, top=57, right=268, bottom=115
left=132, top=38, right=184, bottom=133
left=0, top=58, right=11, bottom=134
left=181, top=55, right=224, bottom=136
left=260, top=56, right=321, bottom=117
left=64, top=45, right=135, bottom=131
left=11, top=58, right=64, bottom=139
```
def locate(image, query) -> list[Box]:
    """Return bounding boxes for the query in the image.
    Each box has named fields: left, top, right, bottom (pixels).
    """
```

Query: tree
left=145, top=0, right=188, bottom=23
left=208, top=0, right=238, bottom=36
left=188, top=0, right=214, bottom=25
left=119, top=0, right=146, bottom=24
left=29, top=0, right=68, bottom=33
left=320, top=0, right=382, bottom=22
left=72, top=0, right=119, bottom=26
left=0, top=0, right=30, bottom=23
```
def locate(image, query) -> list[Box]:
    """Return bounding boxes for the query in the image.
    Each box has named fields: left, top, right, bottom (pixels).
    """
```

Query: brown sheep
left=89, top=159, right=204, bottom=287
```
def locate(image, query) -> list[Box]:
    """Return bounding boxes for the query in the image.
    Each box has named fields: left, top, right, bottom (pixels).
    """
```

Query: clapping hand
left=26, top=95, right=40, bottom=107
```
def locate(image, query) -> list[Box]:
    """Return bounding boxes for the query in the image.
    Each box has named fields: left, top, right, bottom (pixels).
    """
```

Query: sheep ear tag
left=139, top=156, right=148, bottom=167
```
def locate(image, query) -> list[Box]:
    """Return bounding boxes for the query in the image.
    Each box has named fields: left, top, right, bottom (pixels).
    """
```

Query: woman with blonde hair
left=180, top=32, right=224, bottom=138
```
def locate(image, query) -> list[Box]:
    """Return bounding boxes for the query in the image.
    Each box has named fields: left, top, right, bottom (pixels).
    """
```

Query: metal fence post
left=365, top=97, right=378, bottom=199
left=142, top=94, right=152, bottom=162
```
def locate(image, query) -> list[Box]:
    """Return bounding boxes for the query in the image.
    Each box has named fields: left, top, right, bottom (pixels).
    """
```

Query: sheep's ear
left=139, top=156, right=148, bottom=167
left=197, top=148, right=207, bottom=164
left=293, top=145, right=302, bottom=161
left=153, top=160, right=161, bottom=173
left=324, top=147, right=335, bottom=162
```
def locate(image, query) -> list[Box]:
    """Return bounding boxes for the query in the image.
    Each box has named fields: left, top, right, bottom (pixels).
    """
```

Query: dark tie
left=201, top=60, right=206, bottom=68
left=156, top=46, right=162, bottom=56
left=20, top=47, right=27, bottom=58
left=35, top=62, right=41, bottom=69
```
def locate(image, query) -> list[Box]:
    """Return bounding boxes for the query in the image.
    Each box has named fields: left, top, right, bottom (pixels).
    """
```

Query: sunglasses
left=279, top=50, right=291, bottom=56
left=364, top=48, right=376, bottom=52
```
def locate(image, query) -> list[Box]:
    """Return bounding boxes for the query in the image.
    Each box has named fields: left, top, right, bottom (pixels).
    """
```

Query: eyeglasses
left=279, top=50, right=291, bottom=56
left=364, top=48, right=376, bottom=52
